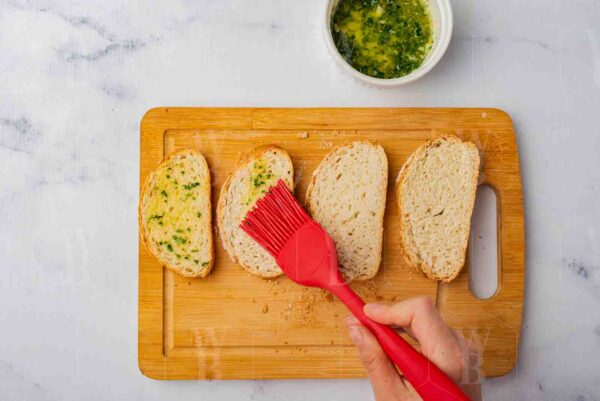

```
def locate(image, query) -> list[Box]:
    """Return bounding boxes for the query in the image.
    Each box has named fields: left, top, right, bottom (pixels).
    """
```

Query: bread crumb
left=262, top=304, right=269, bottom=313
left=296, top=131, right=309, bottom=139
left=280, top=302, right=292, bottom=321
left=318, top=140, right=333, bottom=149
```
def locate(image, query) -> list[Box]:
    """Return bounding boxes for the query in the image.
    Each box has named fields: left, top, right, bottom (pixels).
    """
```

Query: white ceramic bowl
left=323, top=0, right=453, bottom=87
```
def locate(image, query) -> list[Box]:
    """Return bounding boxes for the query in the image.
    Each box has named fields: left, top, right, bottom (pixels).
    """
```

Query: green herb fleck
left=160, top=190, right=168, bottom=197
left=183, top=182, right=200, bottom=190
left=253, top=176, right=266, bottom=187
left=148, top=214, right=164, bottom=221
left=201, top=262, right=209, bottom=267
left=194, top=259, right=199, bottom=265
left=166, top=243, right=173, bottom=252
left=172, top=235, right=187, bottom=245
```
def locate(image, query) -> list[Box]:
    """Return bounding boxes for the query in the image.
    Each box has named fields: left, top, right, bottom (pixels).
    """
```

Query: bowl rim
left=323, top=0, right=454, bottom=87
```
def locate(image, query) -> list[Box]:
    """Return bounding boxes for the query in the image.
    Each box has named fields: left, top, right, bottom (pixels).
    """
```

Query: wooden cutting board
left=138, top=108, right=525, bottom=380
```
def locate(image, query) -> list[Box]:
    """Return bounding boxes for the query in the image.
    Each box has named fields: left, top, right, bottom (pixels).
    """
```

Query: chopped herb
left=158, top=221, right=163, bottom=226
left=194, top=259, right=199, bottom=264
left=176, top=229, right=183, bottom=233
left=160, top=190, right=168, bottom=197
left=183, top=182, right=200, bottom=190
left=181, top=170, right=185, bottom=175
left=201, top=262, right=209, bottom=267
left=166, top=243, right=173, bottom=252
left=166, top=175, right=170, bottom=179
left=197, top=212, right=202, bottom=218
left=172, top=235, right=187, bottom=245
left=184, top=255, right=190, bottom=260
left=148, top=214, right=164, bottom=221
left=191, top=249, right=199, bottom=253
left=176, top=254, right=181, bottom=259
left=253, top=176, right=266, bottom=187
left=331, top=0, right=433, bottom=79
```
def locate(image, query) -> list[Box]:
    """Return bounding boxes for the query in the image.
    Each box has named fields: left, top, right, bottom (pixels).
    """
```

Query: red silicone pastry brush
left=240, top=179, right=470, bottom=401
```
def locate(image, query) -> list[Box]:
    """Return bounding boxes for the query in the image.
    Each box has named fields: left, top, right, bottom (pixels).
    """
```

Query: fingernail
left=364, top=303, right=384, bottom=314
left=348, top=325, right=363, bottom=344
left=344, top=315, right=359, bottom=326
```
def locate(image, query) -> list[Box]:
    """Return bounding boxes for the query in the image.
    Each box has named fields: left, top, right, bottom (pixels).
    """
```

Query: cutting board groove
left=139, top=108, right=524, bottom=380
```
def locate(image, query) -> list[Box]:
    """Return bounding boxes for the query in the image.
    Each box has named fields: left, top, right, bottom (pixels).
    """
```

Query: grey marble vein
left=456, top=35, right=556, bottom=53
left=0, top=116, right=40, bottom=154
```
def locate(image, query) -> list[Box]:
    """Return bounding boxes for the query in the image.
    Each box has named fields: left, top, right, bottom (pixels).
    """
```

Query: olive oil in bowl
left=331, top=0, right=434, bottom=79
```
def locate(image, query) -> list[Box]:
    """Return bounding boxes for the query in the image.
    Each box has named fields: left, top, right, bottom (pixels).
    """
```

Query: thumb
left=345, top=317, right=410, bottom=401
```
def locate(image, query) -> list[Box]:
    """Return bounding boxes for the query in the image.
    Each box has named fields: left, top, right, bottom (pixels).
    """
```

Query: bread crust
left=139, top=148, right=214, bottom=278
left=216, top=145, right=293, bottom=279
left=305, top=140, right=387, bottom=281
left=395, top=136, right=479, bottom=282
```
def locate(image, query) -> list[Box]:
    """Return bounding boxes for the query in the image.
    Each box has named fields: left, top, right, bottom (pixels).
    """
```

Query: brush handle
left=330, top=283, right=470, bottom=401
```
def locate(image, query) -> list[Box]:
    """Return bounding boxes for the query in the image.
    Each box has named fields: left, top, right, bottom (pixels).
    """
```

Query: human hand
left=345, top=296, right=482, bottom=401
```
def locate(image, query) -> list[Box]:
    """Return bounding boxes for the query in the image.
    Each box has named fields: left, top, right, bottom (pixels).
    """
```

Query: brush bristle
left=240, top=179, right=311, bottom=256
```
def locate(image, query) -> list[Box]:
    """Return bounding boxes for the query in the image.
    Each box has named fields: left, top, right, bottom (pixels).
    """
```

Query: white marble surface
left=1, top=0, right=599, bottom=400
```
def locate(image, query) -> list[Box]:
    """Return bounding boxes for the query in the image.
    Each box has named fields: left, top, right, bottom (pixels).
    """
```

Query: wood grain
left=139, top=108, right=524, bottom=380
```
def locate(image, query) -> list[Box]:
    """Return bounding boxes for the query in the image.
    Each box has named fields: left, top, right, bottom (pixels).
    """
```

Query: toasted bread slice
left=217, top=146, right=294, bottom=278
left=139, top=149, right=213, bottom=278
left=306, top=141, right=388, bottom=281
left=396, top=136, right=480, bottom=282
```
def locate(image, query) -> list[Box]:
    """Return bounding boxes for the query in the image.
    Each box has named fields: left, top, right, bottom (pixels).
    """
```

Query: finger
left=364, top=297, right=464, bottom=381
left=345, top=321, right=409, bottom=401
left=390, top=324, right=417, bottom=341
left=364, top=297, right=450, bottom=343
left=348, top=312, right=418, bottom=341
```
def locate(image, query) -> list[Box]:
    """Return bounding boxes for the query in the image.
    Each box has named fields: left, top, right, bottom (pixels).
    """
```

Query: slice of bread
left=396, top=136, right=480, bottom=282
left=217, top=146, right=294, bottom=278
left=139, top=149, right=214, bottom=278
left=306, top=141, right=388, bottom=281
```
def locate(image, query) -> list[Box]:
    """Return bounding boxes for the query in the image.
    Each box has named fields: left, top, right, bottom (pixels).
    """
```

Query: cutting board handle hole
left=468, top=185, right=499, bottom=300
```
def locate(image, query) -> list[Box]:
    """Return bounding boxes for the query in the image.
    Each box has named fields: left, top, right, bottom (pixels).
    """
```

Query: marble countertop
left=1, top=0, right=599, bottom=400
